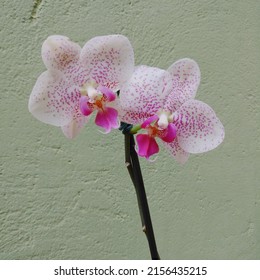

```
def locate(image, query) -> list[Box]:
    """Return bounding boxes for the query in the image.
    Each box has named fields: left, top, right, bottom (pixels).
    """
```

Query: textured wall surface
left=0, top=0, right=259, bottom=259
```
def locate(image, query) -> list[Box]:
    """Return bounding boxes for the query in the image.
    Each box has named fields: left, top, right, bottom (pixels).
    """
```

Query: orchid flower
left=119, top=59, right=225, bottom=163
left=29, top=35, right=134, bottom=138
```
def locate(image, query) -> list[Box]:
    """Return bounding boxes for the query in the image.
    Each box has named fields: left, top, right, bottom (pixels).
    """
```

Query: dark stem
left=124, top=133, right=160, bottom=260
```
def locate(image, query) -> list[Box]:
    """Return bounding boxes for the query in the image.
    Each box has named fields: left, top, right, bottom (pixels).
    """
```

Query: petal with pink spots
left=80, top=35, right=134, bottom=91
left=175, top=99, right=225, bottom=153
left=29, top=71, right=80, bottom=126
left=42, top=35, right=81, bottom=71
left=119, top=65, right=172, bottom=125
left=164, top=58, right=200, bottom=112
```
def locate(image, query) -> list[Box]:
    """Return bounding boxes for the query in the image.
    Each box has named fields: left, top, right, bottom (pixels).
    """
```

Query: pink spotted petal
left=164, top=140, right=190, bottom=164
left=79, top=96, right=93, bottom=116
left=141, top=115, right=159, bottom=129
left=175, top=99, right=225, bottom=153
left=42, top=35, right=81, bottom=71
left=95, top=107, right=119, bottom=133
left=61, top=115, right=89, bottom=139
left=160, top=123, right=177, bottom=143
left=164, top=58, right=201, bottom=112
left=29, top=71, right=81, bottom=126
left=80, top=35, right=134, bottom=91
left=136, top=134, right=159, bottom=160
left=97, top=85, right=116, bottom=102
left=119, top=65, right=172, bottom=125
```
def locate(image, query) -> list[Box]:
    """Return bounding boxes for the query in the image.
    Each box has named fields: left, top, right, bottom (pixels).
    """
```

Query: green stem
left=130, top=124, right=142, bottom=134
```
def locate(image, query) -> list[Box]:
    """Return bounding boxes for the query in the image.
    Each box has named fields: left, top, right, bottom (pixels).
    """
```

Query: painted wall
left=1, top=0, right=259, bottom=259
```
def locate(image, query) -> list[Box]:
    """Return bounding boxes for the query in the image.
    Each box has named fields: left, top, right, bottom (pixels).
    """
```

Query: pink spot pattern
left=164, top=58, right=201, bottom=113
left=29, top=35, right=134, bottom=138
left=80, top=35, right=134, bottom=92
left=174, top=100, right=225, bottom=153
left=42, top=35, right=81, bottom=71
left=119, top=65, right=172, bottom=124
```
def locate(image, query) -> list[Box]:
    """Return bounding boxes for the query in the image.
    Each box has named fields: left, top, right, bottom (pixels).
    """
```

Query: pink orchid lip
left=136, top=134, right=159, bottom=159
left=79, top=84, right=119, bottom=132
left=95, top=106, right=119, bottom=133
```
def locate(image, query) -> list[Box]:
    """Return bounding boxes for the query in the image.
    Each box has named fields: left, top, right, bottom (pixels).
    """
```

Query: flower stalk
left=124, top=131, right=160, bottom=260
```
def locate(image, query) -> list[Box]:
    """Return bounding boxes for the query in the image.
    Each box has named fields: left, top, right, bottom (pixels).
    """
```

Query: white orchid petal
left=176, top=100, right=225, bottom=153
left=80, top=35, right=134, bottom=91
left=164, top=58, right=201, bottom=112
left=28, top=71, right=81, bottom=127
left=42, top=35, right=81, bottom=71
left=119, top=65, right=172, bottom=124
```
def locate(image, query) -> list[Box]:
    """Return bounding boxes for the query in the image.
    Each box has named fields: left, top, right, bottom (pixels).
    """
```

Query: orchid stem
left=124, top=133, right=160, bottom=260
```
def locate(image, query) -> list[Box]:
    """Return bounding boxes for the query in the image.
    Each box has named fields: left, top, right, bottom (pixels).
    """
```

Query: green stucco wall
left=1, top=0, right=259, bottom=259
